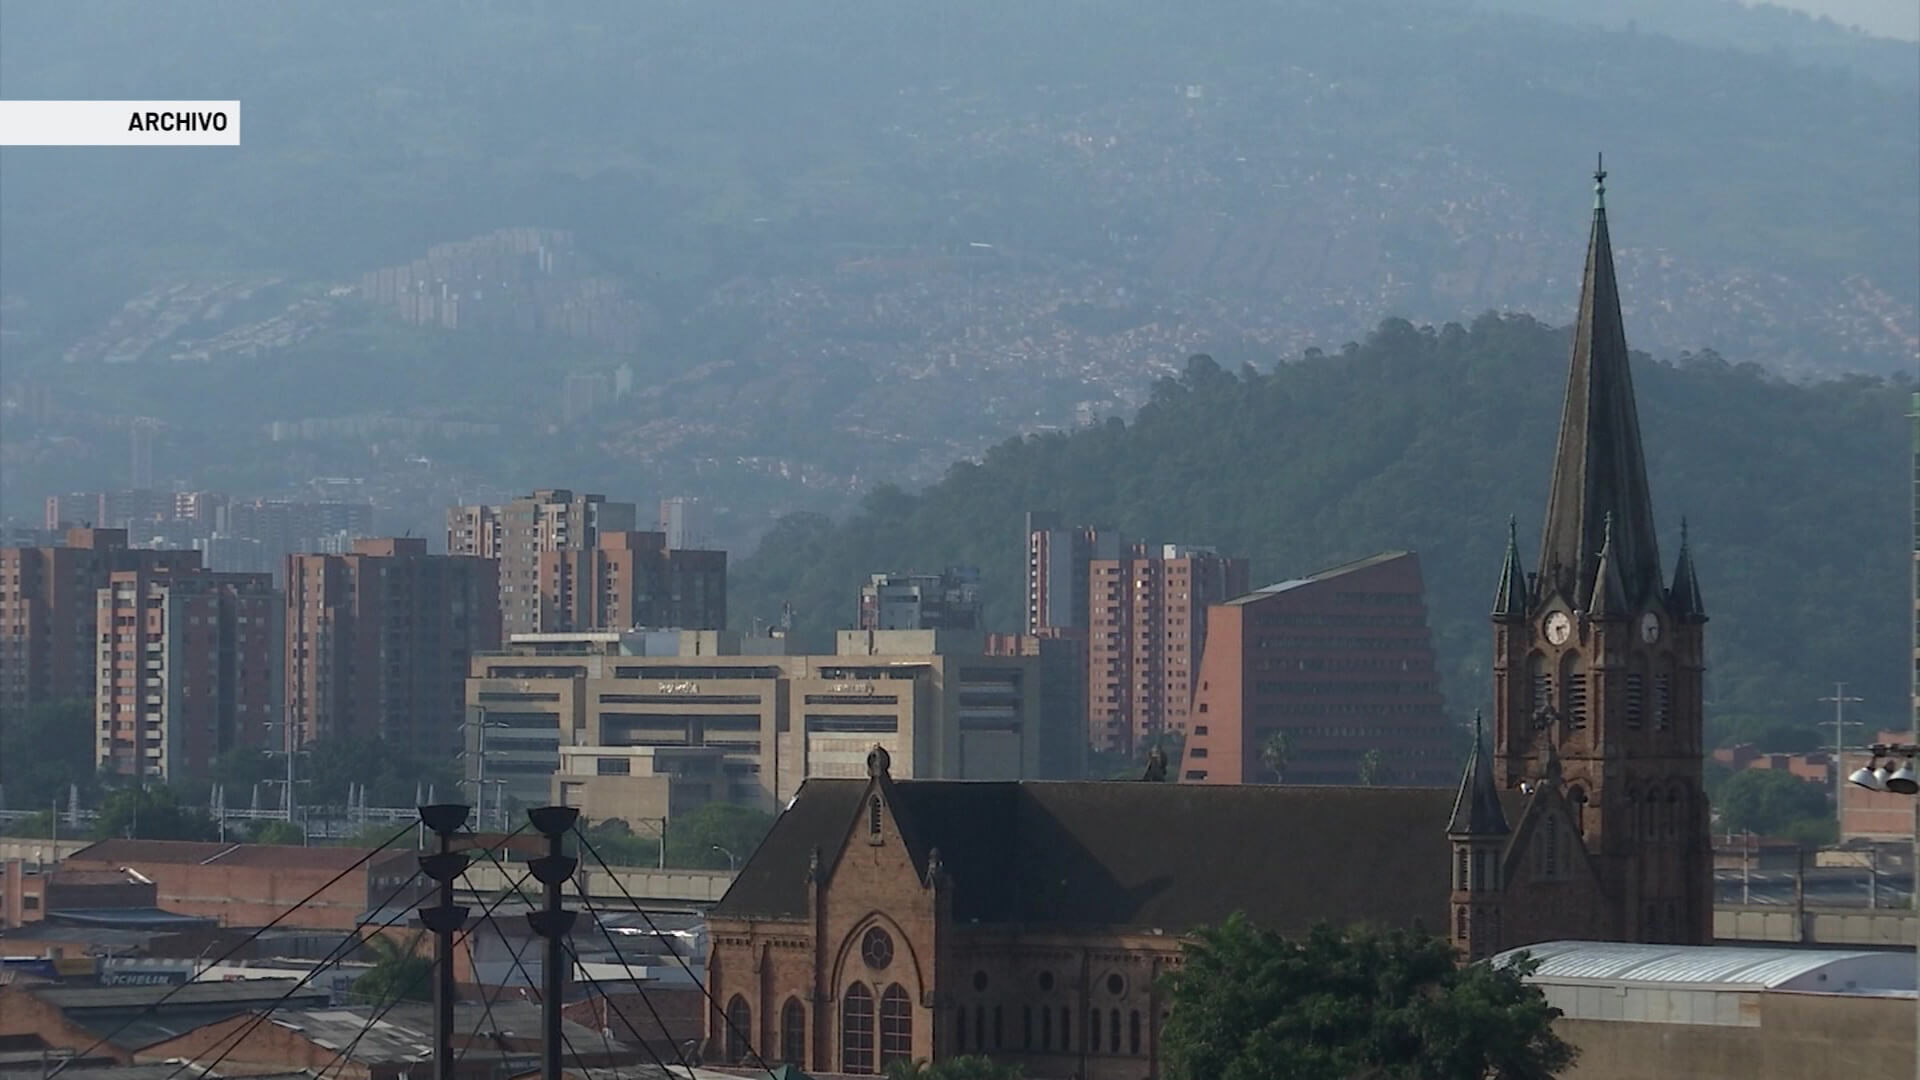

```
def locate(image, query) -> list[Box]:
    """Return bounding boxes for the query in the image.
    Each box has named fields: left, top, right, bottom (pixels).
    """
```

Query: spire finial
left=1593, top=152, right=1607, bottom=211
left=1680, top=515, right=1690, bottom=547
left=1473, top=710, right=1484, bottom=740
left=1602, top=510, right=1615, bottom=548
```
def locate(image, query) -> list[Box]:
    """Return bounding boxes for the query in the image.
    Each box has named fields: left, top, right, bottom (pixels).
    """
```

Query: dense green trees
left=735, top=318, right=1909, bottom=738
left=351, top=933, right=432, bottom=1004
left=1161, top=915, right=1573, bottom=1080
left=0, top=700, right=97, bottom=811
left=91, top=785, right=218, bottom=842
left=576, top=803, right=777, bottom=870
left=1715, top=770, right=1832, bottom=838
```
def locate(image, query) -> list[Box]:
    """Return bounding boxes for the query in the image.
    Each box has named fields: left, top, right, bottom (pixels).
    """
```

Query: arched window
left=868, top=796, right=882, bottom=838
left=1456, top=847, right=1469, bottom=890
left=973, top=1006, right=984, bottom=1051
left=993, top=1004, right=1003, bottom=1049
left=1022, top=1004, right=1033, bottom=1049
left=1655, top=669, right=1673, bottom=731
left=1560, top=654, right=1587, bottom=730
left=841, top=983, right=875, bottom=1074
left=1666, top=787, right=1684, bottom=839
left=725, top=996, right=752, bottom=1065
left=1542, top=814, right=1559, bottom=879
left=954, top=1007, right=967, bottom=1053
left=1040, top=1001, right=1052, bottom=1049
left=1455, top=905, right=1468, bottom=942
left=1061, top=1006, right=1071, bottom=1051
left=1089, top=1008, right=1101, bottom=1052
left=780, top=998, right=805, bottom=1065
left=879, top=984, right=912, bottom=1068
left=1109, top=1009, right=1120, bottom=1052
left=1129, top=1010, right=1142, bottom=1055
left=1527, top=653, right=1552, bottom=719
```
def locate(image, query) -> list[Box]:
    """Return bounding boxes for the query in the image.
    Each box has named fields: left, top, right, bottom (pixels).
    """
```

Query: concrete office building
left=1087, top=545, right=1249, bottom=756
left=95, top=566, right=283, bottom=781
left=285, top=538, right=502, bottom=758
left=464, top=629, right=1049, bottom=816
left=858, top=568, right=982, bottom=631
left=446, top=489, right=638, bottom=638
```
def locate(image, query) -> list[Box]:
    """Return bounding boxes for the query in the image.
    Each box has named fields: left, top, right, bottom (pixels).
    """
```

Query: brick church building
left=702, top=167, right=1712, bottom=1077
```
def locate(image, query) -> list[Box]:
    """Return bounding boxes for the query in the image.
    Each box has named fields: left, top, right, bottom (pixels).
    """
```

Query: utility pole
left=1823, top=683, right=1864, bottom=826
left=418, top=804, right=471, bottom=1080
left=527, top=807, right=581, bottom=1080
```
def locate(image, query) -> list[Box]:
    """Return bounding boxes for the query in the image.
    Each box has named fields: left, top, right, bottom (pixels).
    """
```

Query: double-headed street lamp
left=1846, top=741, right=1919, bottom=1077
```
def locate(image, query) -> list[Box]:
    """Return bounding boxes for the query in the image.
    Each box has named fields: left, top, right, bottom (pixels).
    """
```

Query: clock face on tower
left=1544, top=611, right=1572, bottom=646
left=1640, top=612, right=1661, bottom=644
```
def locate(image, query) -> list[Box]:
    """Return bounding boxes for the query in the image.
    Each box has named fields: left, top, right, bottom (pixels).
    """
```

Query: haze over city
left=1, top=2, right=1916, bottom=1078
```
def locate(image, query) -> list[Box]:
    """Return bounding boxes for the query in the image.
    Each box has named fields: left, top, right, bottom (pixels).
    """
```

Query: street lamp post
left=1846, top=741, right=1920, bottom=1076
left=711, top=845, right=738, bottom=872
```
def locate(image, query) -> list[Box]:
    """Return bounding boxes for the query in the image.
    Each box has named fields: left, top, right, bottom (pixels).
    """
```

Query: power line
left=453, top=860, right=602, bottom=1078
left=568, top=883, right=698, bottom=1078
left=47, top=820, right=419, bottom=1078
left=463, top=826, right=691, bottom=1079
left=571, top=824, right=770, bottom=1073
left=156, top=868, right=430, bottom=1080
left=313, top=864, right=537, bottom=1080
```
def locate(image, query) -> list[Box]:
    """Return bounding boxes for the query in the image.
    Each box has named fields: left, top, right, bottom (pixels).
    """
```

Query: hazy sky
left=1771, top=0, right=1919, bottom=40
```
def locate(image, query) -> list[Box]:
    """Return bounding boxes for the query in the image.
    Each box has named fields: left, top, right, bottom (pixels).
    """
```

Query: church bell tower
left=1489, top=160, right=1712, bottom=944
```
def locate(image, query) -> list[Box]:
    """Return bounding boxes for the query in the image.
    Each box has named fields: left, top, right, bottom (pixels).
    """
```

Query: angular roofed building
left=1176, top=550, right=1452, bottom=787
left=701, top=749, right=1560, bottom=1078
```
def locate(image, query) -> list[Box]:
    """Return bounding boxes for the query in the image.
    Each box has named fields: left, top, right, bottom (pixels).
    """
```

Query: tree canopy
left=91, top=785, right=218, bottom=842
left=1160, top=915, right=1574, bottom=1080
left=1714, top=769, right=1832, bottom=838
left=886, top=1057, right=1024, bottom=1080
left=734, top=318, right=1909, bottom=738
left=0, top=700, right=97, bottom=811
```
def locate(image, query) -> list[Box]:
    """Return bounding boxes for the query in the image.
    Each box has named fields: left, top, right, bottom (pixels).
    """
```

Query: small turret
left=1492, top=517, right=1530, bottom=620
left=1668, top=518, right=1707, bottom=622
left=1448, top=714, right=1511, bottom=839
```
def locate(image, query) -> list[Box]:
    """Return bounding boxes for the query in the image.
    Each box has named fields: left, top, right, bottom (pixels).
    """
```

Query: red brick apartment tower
left=285, top=538, right=500, bottom=759
left=447, top=489, right=638, bottom=637
left=1087, top=545, right=1249, bottom=757
left=1178, top=551, right=1453, bottom=787
left=96, top=567, right=281, bottom=780
left=0, top=528, right=199, bottom=714
left=537, top=530, right=726, bottom=633
left=1488, top=164, right=1711, bottom=944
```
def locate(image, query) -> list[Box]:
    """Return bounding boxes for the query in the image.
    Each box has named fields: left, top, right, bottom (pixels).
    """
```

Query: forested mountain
left=1, top=1, right=1914, bottom=533
left=732, top=315, right=1911, bottom=733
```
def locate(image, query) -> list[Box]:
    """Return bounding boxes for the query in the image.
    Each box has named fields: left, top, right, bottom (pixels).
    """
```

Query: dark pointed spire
left=1589, top=512, right=1628, bottom=619
left=1448, top=713, right=1510, bottom=837
left=1669, top=517, right=1707, bottom=621
left=1492, top=516, right=1530, bottom=619
left=1538, top=159, right=1664, bottom=611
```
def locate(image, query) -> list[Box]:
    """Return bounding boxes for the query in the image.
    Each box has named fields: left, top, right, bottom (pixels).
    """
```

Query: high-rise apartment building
left=95, top=566, right=282, bottom=780
left=658, top=496, right=705, bottom=549
left=446, top=489, right=638, bottom=637
left=857, top=568, right=982, bottom=631
left=285, top=538, right=502, bottom=759
left=1023, top=512, right=1123, bottom=636
left=1177, top=551, right=1454, bottom=787
left=1087, top=544, right=1250, bottom=755
left=0, top=528, right=201, bottom=714
left=538, top=530, right=726, bottom=634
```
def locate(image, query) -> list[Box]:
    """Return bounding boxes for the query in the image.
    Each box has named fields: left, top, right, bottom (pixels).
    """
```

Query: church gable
left=1499, top=784, right=1613, bottom=944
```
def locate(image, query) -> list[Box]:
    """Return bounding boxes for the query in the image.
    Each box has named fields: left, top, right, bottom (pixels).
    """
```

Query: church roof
left=714, top=779, right=1474, bottom=936
left=1536, top=161, right=1664, bottom=613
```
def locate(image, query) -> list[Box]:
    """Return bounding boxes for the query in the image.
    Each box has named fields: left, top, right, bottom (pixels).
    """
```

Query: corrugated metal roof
left=1494, top=940, right=1908, bottom=991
